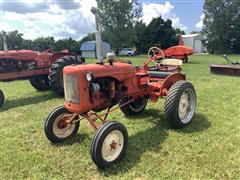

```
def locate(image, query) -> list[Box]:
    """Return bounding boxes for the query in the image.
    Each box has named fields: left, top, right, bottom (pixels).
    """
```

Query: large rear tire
left=49, top=56, right=82, bottom=96
left=29, top=75, right=51, bottom=91
left=0, top=89, right=4, bottom=108
left=28, top=63, right=51, bottom=91
left=164, top=80, right=196, bottom=129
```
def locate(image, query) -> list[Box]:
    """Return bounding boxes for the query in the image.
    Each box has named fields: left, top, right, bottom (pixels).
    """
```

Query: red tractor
left=0, top=49, right=83, bottom=107
left=44, top=47, right=197, bottom=169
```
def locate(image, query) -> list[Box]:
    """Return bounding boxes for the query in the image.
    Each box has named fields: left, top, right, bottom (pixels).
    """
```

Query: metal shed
left=80, top=41, right=111, bottom=58
left=182, top=34, right=207, bottom=53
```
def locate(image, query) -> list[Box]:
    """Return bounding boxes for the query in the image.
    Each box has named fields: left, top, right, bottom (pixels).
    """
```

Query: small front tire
left=164, top=81, right=196, bottom=129
left=90, top=121, right=128, bottom=169
left=44, top=106, right=80, bottom=143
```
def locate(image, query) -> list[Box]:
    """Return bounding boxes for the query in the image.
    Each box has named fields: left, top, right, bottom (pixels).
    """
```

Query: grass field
left=0, top=54, right=240, bottom=179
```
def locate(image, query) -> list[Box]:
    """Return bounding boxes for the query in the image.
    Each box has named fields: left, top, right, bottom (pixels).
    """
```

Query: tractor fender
left=160, top=73, right=186, bottom=96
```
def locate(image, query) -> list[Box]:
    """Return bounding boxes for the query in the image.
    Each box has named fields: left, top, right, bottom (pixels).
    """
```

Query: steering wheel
left=147, top=47, right=165, bottom=64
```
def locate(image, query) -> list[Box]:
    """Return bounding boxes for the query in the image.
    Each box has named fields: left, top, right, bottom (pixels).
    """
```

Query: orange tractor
left=44, top=47, right=197, bottom=168
left=0, top=48, right=84, bottom=108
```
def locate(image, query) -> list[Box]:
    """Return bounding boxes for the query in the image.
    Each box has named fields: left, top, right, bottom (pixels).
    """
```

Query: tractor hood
left=64, top=63, right=136, bottom=82
left=0, top=50, right=39, bottom=61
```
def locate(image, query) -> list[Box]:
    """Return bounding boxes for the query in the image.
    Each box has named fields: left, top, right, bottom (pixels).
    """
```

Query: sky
left=0, top=0, right=205, bottom=40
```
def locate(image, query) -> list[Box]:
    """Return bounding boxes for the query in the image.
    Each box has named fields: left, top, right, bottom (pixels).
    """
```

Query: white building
left=80, top=41, right=111, bottom=58
left=182, top=34, right=207, bottom=53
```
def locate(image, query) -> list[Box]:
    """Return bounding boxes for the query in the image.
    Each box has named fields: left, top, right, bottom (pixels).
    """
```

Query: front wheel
left=90, top=121, right=128, bottom=169
left=44, top=106, right=80, bottom=143
left=0, top=89, right=4, bottom=108
left=164, top=81, right=196, bottom=129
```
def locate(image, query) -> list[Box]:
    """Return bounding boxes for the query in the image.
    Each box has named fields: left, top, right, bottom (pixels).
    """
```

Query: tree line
left=203, top=0, right=240, bottom=53
left=1, top=0, right=238, bottom=54
left=0, top=0, right=185, bottom=54
left=0, top=15, right=183, bottom=54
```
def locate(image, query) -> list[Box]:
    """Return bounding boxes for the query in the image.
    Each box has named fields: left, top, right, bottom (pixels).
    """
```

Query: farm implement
left=210, top=55, right=240, bottom=76
left=44, top=47, right=197, bottom=168
left=160, top=36, right=194, bottom=62
left=0, top=49, right=83, bottom=108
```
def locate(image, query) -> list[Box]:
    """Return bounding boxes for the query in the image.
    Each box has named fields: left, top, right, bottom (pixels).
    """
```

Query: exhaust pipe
left=91, top=8, right=104, bottom=63
left=3, top=35, right=8, bottom=51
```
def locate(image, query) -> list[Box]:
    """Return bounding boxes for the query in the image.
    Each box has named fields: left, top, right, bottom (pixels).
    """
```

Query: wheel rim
left=178, top=88, right=196, bottom=124
left=53, top=113, right=76, bottom=138
left=129, top=98, right=147, bottom=112
left=101, top=130, right=124, bottom=162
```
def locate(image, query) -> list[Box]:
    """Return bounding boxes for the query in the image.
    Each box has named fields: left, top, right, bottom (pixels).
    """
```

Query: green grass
left=0, top=54, right=240, bottom=179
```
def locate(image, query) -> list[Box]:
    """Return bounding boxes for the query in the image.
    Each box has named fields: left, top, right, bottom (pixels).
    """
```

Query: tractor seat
left=148, top=71, right=173, bottom=78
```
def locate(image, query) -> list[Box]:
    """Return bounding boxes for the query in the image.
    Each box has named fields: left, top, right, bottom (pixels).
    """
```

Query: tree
left=135, top=17, right=181, bottom=53
left=32, top=37, right=55, bottom=51
left=132, top=20, right=146, bottom=52
left=0, top=30, right=25, bottom=50
left=79, top=33, right=95, bottom=44
left=95, top=0, right=142, bottom=50
left=190, top=31, right=201, bottom=34
left=203, top=0, right=240, bottom=53
left=55, top=38, right=81, bottom=54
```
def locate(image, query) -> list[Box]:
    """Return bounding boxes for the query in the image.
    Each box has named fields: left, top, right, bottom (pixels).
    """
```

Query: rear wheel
left=29, top=75, right=51, bottom=91
left=119, top=97, right=148, bottom=116
left=0, top=89, right=4, bottom=108
left=164, top=81, right=196, bottom=129
left=28, top=63, right=51, bottom=91
left=90, top=121, right=128, bottom=169
left=49, top=56, right=82, bottom=96
left=44, top=106, right=80, bottom=143
left=183, top=56, right=188, bottom=63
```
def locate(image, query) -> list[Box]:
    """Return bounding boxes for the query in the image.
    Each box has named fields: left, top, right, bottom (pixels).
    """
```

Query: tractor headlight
left=63, top=74, right=79, bottom=104
left=86, top=72, right=94, bottom=81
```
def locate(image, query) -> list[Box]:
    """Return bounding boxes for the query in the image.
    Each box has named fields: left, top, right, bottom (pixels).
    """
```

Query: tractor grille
left=63, top=74, right=80, bottom=104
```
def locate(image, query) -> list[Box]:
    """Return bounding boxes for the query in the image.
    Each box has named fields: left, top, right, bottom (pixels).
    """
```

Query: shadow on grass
left=47, top=108, right=210, bottom=174
left=1, top=91, right=59, bottom=111
left=100, top=109, right=211, bottom=175
left=53, top=133, right=91, bottom=146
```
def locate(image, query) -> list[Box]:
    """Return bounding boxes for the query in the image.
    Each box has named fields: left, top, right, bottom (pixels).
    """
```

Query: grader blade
left=210, top=64, right=240, bottom=76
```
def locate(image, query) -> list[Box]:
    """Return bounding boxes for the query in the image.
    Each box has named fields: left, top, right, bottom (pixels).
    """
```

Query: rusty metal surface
left=0, top=69, right=49, bottom=81
left=210, top=64, right=240, bottom=76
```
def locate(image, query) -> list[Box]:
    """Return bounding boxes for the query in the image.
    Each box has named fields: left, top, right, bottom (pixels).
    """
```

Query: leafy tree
left=133, top=21, right=146, bottom=53
left=32, top=37, right=55, bottom=51
left=0, top=30, right=24, bottom=50
left=94, top=0, right=142, bottom=50
left=55, top=38, right=81, bottom=54
left=79, top=33, right=95, bottom=44
left=190, top=31, right=201, bottom=34
left=203, top=0, right=240, bottom=53
left=136, top=17, right=181, bottom=53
